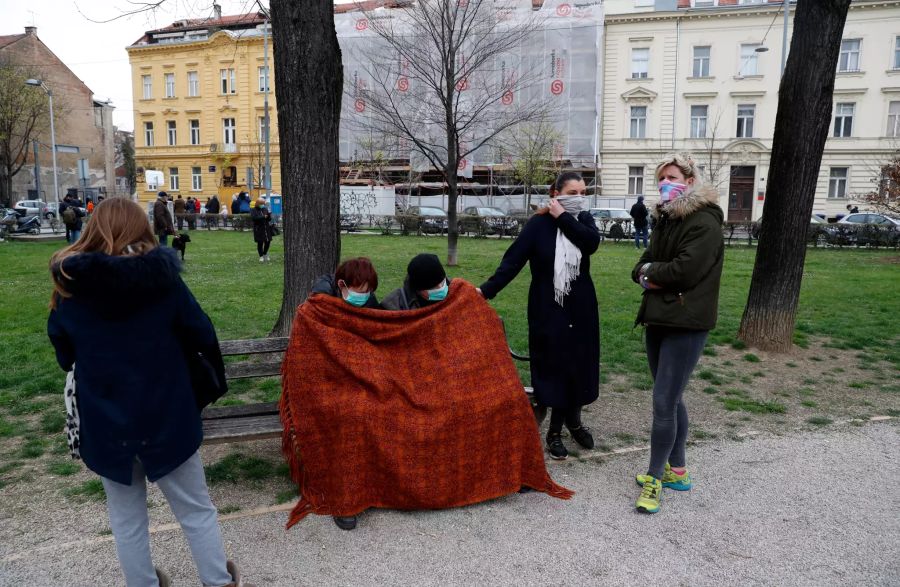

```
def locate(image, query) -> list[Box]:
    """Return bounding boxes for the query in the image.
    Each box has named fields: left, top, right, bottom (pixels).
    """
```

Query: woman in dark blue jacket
left=479, top=172, right=601, bottom=461
left=47, top=198, right=254, bottom=587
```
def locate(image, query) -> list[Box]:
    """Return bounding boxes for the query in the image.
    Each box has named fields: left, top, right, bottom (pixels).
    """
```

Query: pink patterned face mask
left=658, top=180, right=687, bottom=201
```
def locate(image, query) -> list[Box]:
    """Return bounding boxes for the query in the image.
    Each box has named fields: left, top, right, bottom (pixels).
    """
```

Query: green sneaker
left=635, top=477, right=662, bottom=514
left=636, top=463, right=692, bottom=491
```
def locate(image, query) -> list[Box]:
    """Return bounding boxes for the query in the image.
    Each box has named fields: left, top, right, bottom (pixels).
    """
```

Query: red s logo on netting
left=501, top=91, right=514, bottom=105
left=456, top=78, right=469, bottom=92
left=550, top=79, right=564, bottom=95
left=354, top=99, right=366, bottom=113
left=458, top=158, right=468, bottom=171
left=355, top=19, right=369, bottom=31
left=397, top=77, right=409, bottom=92
left=556, top=4, right=572, bottom=17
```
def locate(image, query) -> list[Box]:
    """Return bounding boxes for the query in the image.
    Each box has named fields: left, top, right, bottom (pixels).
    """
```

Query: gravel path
left=1, top=421, right=897, bottom=587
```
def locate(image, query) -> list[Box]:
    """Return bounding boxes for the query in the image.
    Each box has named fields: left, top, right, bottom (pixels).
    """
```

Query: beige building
left=127, top=12, right=279, bottom=205
left=599, top=0, right=900, bottom=220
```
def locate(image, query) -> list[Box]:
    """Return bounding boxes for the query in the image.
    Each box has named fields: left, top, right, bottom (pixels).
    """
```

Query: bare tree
left=858, top=154, right=900, bottom=217
left=737, top=0, right=852, bottom=352
left=350, top=0, right=549, bottom=265
left=498, top=117, right=562, bottom=210
left=0, top=61, right=52, bottom=207
left=698, top=109, right=733, bottom=191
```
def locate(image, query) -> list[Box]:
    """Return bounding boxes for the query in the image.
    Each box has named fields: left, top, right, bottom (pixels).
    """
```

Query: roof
left=131, top=12, right=267, bottom=46
left=0, top=34, right=25, bottom=49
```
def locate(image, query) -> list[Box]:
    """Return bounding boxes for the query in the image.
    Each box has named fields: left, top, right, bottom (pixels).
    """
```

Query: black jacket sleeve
left=557, top=211, right=601, bottom=255
left=479, top=218, right=536, bottom=300
left=47, top=306, right=74, bottom=371
left=174, top=279, right=226, bottom=393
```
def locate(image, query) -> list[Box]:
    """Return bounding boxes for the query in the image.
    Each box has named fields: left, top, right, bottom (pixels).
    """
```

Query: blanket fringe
left=542, top=476, right=575, bottom=500
left=285, top=497, right=314, bottom=529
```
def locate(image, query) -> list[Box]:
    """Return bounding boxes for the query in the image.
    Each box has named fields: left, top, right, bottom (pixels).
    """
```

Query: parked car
left=751, top=215, right=836, bottom=245
left=459, top=206, right=519, bottom=236
left=834, top=212, right=900, bottom=246
left=14, top=199, right=55, bottom=220
left=590, top=207, right=633, bottom=239
left=399, top=206, right=448, bottom=234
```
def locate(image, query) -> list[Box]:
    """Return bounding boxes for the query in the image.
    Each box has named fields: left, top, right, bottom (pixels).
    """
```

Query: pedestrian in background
left=631, top=153, right=724, bottom=515
left=153, top=191, right=175, bottom=247
left=173, top=195, right=186, bottom=230
left=630, top=195, right=650, bottom=249
left=250, top=197, right=273, bottom=262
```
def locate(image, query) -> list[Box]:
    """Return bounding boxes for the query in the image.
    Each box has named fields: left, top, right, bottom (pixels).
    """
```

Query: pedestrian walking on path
left=479, top=171, right=601, bottom=461
left=631, top=153, right=724, bottom=514
left=630, top=195, right=649, bottom=249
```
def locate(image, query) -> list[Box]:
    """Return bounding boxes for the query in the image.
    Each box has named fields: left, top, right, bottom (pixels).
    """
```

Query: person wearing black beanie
left=381, top=253, right=450, bottom=310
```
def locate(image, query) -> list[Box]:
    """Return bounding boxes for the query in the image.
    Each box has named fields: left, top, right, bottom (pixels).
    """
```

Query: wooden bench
left=201, top=332, right=540, bottom=444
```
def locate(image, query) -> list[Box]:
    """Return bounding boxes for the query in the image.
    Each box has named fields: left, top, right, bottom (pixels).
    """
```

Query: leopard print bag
left=64, top=367, right=81, bottom=459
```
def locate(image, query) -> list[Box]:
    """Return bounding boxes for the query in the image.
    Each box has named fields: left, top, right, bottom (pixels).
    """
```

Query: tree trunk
left=270, top=0, right=343, bottom=336
left=737, top=0, right=851, bottom=352
left=446, top=166, right=459, bottom=266
left=0, top=172, right=11, bottom=208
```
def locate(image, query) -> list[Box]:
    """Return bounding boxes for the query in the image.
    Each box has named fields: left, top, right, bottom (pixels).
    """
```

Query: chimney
left=213, top=3, right=222, bottom=20
left=25, top=26, right=37, bottom=36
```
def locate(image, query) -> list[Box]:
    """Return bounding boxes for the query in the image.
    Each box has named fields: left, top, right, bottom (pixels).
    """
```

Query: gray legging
left=645, top=326, right=708, bottom=479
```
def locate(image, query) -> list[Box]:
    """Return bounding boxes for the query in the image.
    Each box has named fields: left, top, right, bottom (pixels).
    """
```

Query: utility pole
left=33, top=140, right=41, bottom=198
left=263, top=16, right=272, bottom=199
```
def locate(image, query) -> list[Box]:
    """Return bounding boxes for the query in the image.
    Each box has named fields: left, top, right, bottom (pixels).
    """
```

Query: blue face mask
left=427, top=282, right=449, bottom=301
left=344, top=290, right=370, bottom=307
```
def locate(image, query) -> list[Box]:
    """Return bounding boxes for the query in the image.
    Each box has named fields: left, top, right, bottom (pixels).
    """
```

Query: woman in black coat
left=46, top=198, right=253, bottom=586
left=250, top=198, right=273, bottom=262
left=479, top=172, right=601, bottom=460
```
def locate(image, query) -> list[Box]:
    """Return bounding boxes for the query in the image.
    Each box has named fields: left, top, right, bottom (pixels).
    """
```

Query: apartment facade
left=600, top=0, right=900, bottom=220
left=127, top=12, right=279, bottom=204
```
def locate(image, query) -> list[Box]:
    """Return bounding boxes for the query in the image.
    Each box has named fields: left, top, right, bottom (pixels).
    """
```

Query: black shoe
left=333, top=515, right=357, bottom=530
left=546, top=432, right=568, bottom=460
left=518, top=486, right=533, bottom=494
left=569, top=426, right=594, bottom=450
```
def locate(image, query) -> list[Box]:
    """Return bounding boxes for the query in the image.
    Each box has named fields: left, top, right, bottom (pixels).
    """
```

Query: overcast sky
left=5, top=1, right=355, bottom=132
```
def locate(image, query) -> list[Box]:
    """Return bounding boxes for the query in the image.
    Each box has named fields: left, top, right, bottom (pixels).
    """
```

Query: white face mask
left=555, top=196, right=587, bottom=215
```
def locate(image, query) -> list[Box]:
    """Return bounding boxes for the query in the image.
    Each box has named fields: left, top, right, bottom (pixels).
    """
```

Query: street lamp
left=25, top=79, right=60, bottom=221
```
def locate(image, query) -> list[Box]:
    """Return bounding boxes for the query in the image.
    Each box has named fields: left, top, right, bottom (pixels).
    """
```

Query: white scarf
left=552, top=197, right=586, bottom=306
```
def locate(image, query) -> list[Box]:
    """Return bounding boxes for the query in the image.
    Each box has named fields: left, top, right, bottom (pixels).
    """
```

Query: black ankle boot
left=546, top=431, right=568, bottom=460
left=333, top=515, right=358, bottom=530
left=569, top=426, right=594, bottom=449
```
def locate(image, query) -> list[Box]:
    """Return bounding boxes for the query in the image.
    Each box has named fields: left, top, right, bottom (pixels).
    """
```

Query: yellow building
left=127, top=12, right=280, bottom=205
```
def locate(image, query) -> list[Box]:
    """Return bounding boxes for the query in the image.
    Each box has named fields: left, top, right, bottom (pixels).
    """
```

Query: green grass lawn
left=0, top=231, right=898, bottom=488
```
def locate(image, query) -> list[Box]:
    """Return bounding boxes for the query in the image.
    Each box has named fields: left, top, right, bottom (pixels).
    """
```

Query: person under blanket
left=381, top=253, right=452, bottom=310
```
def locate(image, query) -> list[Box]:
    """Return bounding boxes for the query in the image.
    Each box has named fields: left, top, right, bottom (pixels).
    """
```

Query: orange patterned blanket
left=279, top=279, right=572, bottom=528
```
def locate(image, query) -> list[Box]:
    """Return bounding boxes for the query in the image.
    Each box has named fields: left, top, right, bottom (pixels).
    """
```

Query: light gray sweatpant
left=100, top=452, right=233, bottom=587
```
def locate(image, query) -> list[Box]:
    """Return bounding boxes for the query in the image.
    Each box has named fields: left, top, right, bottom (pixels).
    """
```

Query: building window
left=631, top=48, right=649, bottom=79
left=736, top=104, right=755, bottom=138
left=894, top=36, right=900, bottom=70
left=220, top=68, right=236, bottom=94
left=887, top=101, right=900, bottom=137
left=629, top=106, right=647, bottom=138
left=169, top=167, right=179, bottom=191
left=223, top=118, right=236, bottom=144
left=188, top=71, right=199, bottom=97
left=838, top=39, right=860, bottom=72
left=164, top=73, right=175, bottom=98
left=691, top=0, right=717, bottom=6
left=191, top=167, right=202, bottom=191
left=258, top=66, right=270, bottom=92
left=144, top=121, right=154, bottom=146
left=833, top=102, right=854, bottom=137
left=828, top=167, right=848, bottom=199
left=258, top=116, right=269, bottom=143
left=690, top=105, right=708, bottom=138
left=738, top=0, right=763, bottom=4
left=693, top=46, right=710, bottom=78
left=142, top=75, right=152, bottom=99
left=166, top=120, right=176, bottom=146
left=628, top=166, right=644, bottom=195
left=190, top=119, right=200, bottom=145
left=740, top=44, right=761, bottom=77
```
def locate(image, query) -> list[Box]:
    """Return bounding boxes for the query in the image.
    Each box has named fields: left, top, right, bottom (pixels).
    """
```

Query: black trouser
left=548, top=405, right=583, bottom=434
left=645, top=326, right=708, bottom=479
left=256, top=240, right=271, bottom=257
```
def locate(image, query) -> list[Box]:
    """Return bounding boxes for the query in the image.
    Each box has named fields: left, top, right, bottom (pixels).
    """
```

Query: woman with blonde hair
left=47, top=198, right=254, bottom=586
left=631, top=153, right=724, bottom=514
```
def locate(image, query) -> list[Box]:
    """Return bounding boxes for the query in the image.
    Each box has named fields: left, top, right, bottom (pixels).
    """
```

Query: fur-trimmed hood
left=53, top=246, right=182, bottom=307
left=652, top=184, right=723, bottom=222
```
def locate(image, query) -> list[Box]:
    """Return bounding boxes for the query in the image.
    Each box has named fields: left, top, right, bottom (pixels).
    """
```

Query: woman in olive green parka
left=631, top=153, right=724, bottom=515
